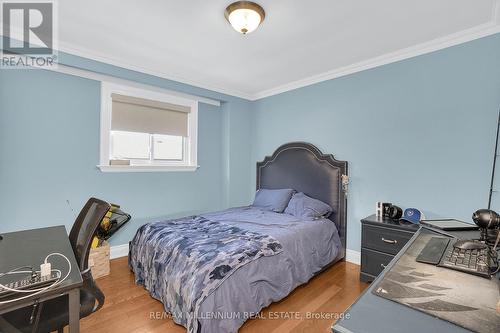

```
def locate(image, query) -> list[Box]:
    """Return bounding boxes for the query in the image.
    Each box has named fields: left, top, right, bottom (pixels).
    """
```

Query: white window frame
left=98, top=82, right=198, bottom=172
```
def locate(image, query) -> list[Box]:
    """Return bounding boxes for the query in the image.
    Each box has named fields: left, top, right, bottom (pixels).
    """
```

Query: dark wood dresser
left=360, top=214, right=419, bottom=282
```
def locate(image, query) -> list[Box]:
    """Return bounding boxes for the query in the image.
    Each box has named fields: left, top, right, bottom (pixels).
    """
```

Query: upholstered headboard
left=256, top=142, right=348, bottom=259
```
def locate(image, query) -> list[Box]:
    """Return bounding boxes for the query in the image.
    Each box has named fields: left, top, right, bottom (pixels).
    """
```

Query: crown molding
left=253, top=20, right=500, bottom=100
left=494, top=0, right=500, bottom=22
left=27, top=1, right=500, bottom=102
left=45, top=64, right=221, bottom=106
left=57, top=41, right=255, bottom=101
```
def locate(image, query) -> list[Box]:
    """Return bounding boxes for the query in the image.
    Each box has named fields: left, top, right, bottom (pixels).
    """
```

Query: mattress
left=132, top=206, right=342, bottom=333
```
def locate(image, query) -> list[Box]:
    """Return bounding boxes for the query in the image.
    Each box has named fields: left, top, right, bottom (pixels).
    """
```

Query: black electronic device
left=416, top=236, right=450, bottom=264
left=472, top=209, right=500, bottom=229
left=0, top=271, right=61, bottom=300
left=381, top=203, right=403, bottom=219
left=440, top=240, right=491, bottom=278
left=416, top=209, right=500, bottom=277
left=420, top=219, right=479, bottom=231
left=416, top=236, right=492, bottom=278
left=472, top=209, right=500, bottom=245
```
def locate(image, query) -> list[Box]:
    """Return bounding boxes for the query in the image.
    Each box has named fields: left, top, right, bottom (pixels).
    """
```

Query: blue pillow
left=284, top=192, right=333, bottom=220
left=252, top=188, right=295, bottom=213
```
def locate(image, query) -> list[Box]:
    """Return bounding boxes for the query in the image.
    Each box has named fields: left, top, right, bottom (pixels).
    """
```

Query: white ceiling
left=58, top=0, right=500, bottom=100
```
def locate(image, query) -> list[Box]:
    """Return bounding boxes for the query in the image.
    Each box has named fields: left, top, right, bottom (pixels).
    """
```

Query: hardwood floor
left=80, top=257, right=368, bottom=333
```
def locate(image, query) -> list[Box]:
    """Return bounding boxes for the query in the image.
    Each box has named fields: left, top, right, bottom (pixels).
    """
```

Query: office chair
left=0, top=197, right=111, bottom=333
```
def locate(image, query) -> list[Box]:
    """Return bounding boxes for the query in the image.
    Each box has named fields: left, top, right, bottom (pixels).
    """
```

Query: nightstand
left=360, top=214, right=419, bottom=282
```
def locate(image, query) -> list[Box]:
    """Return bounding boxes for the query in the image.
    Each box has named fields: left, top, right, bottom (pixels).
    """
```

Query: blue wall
left=0, top=54, right=254, bottom=246
left=2, top=33, right=500, bottom=253
left=252, top=33, right=500, bottom=252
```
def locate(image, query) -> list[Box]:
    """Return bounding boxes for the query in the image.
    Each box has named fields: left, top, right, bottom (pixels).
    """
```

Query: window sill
left=97, top=164, right=199, bottom=173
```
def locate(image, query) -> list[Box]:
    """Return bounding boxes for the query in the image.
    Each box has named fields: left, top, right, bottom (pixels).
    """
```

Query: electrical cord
left=0, top=266, right=34, bottom=277
left=0, top=252, right=72, bottom=304
left=0, top=270, right=63, bottom=293
left=0, top=253, right=71, bottom=293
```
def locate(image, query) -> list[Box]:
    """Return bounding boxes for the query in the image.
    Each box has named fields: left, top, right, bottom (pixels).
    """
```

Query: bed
left=129, top=142, right=348, bottom=333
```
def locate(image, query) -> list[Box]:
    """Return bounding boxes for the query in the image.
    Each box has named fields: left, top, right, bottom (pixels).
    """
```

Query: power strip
left=0, top=271, right=61, bottom=300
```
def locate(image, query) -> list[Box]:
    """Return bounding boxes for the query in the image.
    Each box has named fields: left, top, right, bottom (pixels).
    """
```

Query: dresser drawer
left=362, top=225, right=413, bottom=255
left=361, top=248, right=393, bottom=277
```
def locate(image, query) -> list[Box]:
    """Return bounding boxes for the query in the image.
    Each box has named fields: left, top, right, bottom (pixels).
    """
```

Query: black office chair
left=0, top=198, right=111, bottom=333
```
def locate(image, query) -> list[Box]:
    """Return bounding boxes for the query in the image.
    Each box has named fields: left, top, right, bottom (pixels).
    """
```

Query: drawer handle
left=381, top=237, right=397, bottom=244
left=381, top=264, right=386, bottom=269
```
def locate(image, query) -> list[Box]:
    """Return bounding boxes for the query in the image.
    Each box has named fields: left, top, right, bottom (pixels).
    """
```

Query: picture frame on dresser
left=360, top=214, right=420, bottom=282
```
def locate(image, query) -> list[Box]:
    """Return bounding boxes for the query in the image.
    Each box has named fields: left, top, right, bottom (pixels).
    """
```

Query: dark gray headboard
left=256, top=142, right=348, bottom=258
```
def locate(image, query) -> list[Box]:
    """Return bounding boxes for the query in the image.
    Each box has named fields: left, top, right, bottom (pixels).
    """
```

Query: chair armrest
left=81, top=270, right=105, bottom=312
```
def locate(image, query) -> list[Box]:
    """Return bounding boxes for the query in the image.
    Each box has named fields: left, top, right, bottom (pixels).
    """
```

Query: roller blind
left=110, top=93, right=190, bottom=137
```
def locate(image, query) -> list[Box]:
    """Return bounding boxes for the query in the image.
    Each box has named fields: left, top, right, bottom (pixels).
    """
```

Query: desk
left=0, top=226, right=83, bottom=333
left=332, top=228, right=495, bottom=333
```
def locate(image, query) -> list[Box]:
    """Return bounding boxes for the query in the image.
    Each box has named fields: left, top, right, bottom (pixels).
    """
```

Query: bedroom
left=1, top=1, right=500, bottom=333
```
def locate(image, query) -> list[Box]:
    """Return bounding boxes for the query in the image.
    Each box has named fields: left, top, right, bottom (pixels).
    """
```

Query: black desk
left=332, top=227, right=495, bottom=333
left=0, top=226, right=83, bottom=333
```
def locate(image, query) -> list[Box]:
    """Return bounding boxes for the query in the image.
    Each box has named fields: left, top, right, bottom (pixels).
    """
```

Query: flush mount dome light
left=224, top=1, right=265, bottom=35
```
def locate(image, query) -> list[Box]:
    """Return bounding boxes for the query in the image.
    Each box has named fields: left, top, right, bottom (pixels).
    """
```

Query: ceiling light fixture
left=224, top=1, right=265, bottom=35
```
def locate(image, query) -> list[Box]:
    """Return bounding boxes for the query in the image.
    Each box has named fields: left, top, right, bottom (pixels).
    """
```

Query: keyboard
left=416, top=237, right=491, bottom=278
left=0, top=271, right=61, bottom=300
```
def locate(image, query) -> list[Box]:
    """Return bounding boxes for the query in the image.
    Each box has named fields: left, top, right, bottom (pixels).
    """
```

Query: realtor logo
left=1, top=0, right=57, bottom=68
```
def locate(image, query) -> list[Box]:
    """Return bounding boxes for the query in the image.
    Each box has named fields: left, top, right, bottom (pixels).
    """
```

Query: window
left=152, top=134, right=183, bottom=160
left=111, top=131, right=150, bottom=160
left=98, top=82, right=198, bottom=172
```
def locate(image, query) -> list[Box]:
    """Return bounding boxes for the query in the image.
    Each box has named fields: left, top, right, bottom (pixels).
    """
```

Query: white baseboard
left=110, top=243, right=129, bottom=259
left=345, top=249, right=361, bottom=265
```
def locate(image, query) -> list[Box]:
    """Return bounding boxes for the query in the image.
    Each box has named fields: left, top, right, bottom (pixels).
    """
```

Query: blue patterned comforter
left=129, top=215, right=283, bottom=333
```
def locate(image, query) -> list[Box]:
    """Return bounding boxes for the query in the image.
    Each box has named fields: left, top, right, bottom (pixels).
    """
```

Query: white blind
left=111, top=93, right=189, bottom=137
